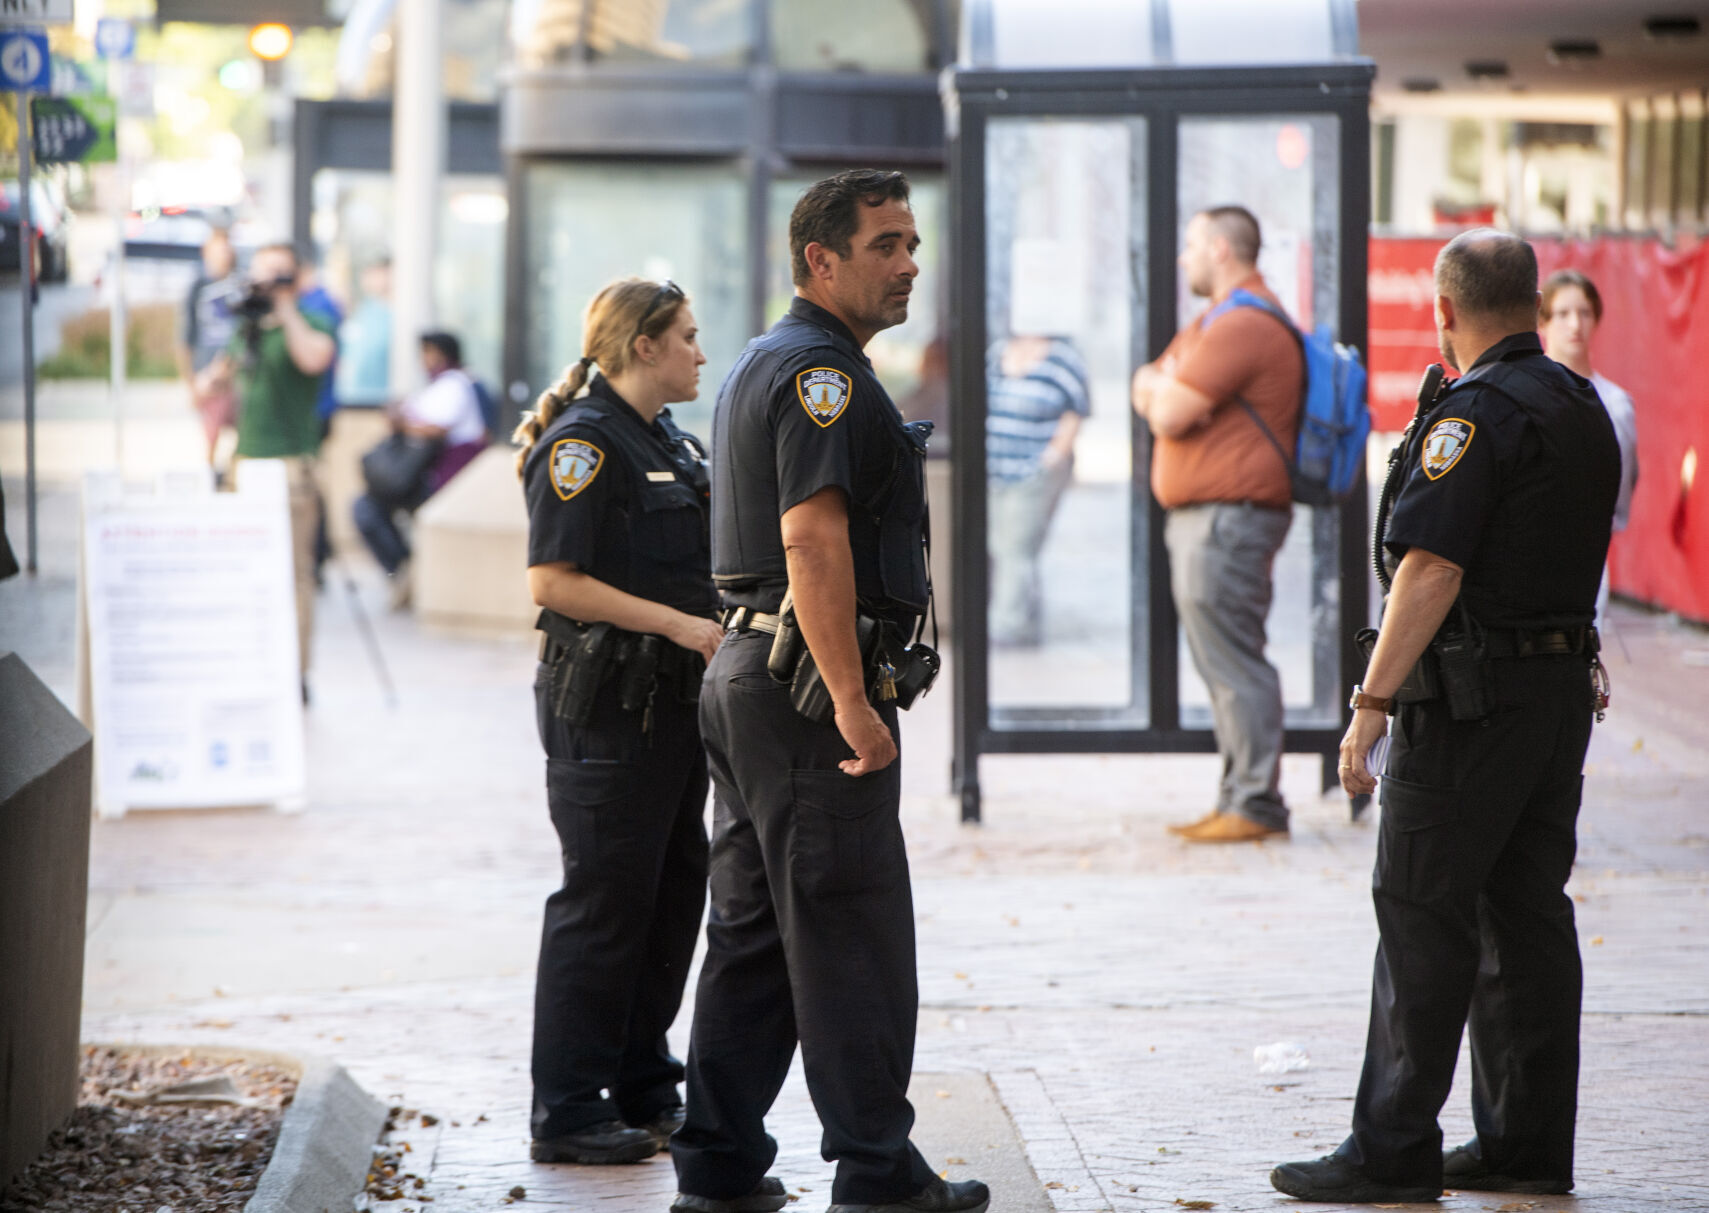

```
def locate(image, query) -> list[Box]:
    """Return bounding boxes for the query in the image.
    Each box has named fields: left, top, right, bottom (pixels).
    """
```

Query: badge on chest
left=1421, top=418, right=1474, bottom=481
left=796, top=367, right=853, bottom=427
left=550, top=438, right=604, bottom=500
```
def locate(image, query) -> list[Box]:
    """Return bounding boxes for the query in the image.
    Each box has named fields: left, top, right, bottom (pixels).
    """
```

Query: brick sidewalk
left=0, top=508, right=1696, bottom=1213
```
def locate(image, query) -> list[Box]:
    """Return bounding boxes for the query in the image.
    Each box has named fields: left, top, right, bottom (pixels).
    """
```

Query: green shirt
left=233, top=309, right=337, bottom=458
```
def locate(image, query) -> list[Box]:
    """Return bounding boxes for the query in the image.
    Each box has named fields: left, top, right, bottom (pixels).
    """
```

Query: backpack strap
left=1205, top=289, right=1307, bottom=482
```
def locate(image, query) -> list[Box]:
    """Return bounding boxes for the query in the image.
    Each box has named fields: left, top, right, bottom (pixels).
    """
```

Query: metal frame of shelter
left=945, top=61, right=1376, bottom=823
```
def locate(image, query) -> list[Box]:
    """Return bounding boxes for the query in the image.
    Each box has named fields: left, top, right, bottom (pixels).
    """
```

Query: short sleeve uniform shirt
left=1384, top=333, right=1620, bottom=629
left=522, top=375, right=716, bottom=616
left=711, top=297, right=929, bottom=625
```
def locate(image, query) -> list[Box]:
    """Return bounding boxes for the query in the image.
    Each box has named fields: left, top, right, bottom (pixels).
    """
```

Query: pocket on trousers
left=1375, top=775, right=1461, bottom=902
left=545, top=757, right=636, bottom=880
left=787, top=768, right=905, bottom=898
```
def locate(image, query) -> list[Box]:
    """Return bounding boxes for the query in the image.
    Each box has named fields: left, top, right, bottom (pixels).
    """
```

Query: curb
left=89, top=1043, right=386, bottom=1213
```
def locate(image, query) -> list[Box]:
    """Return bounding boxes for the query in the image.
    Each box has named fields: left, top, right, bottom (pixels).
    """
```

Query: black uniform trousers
left=530, top=667, right=710, bottom=1140
left=1339, top=653, right=1590, bottom=1188
left=670, top=630, right=937, bottom=1205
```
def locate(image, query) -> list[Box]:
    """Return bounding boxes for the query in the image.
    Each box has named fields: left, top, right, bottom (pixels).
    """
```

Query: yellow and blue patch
left=796, top=367, right=853, bottom=427
left=1421, top=418, right=1474, bottom=481
left=550, top=438, right=604, bottom=501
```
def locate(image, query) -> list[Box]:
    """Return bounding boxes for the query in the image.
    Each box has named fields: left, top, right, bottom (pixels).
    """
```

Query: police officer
left=514, top=277, right=726, bottom=1165
left=1272, top=230, right=1619, bottom=1203
left=669, top=171, right=988, bottom=1213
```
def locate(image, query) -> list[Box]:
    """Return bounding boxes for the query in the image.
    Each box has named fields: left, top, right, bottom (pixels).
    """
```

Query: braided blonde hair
left=513, top=276, right=690, bottom=477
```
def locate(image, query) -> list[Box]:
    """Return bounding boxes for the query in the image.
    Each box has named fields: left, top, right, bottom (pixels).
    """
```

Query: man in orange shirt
left=1131, top=206, right=1304, bottom=843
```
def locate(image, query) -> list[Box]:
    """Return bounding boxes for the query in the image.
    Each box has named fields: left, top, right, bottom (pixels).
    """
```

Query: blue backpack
left=1205, top=288, right=1369, bottom=507
left=472, top=378, right=501, bottom=442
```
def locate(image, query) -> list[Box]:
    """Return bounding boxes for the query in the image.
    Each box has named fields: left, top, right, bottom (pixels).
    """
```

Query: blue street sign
left=0, top=28, right=52, bottom=92
left=94, top=17, right=134, bottom=60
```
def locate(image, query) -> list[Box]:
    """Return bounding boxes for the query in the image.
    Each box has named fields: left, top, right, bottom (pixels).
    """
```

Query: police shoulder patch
left=1421, top=417, right=1475, bottom=481
left=549, top=438, right=604, bottom=501
left=796, top=366, right=854, bottom=427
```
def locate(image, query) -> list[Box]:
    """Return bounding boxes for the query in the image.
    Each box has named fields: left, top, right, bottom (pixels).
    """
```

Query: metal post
left=18, top=90, right=38, bottom=573
left=389, top=0, right=445, bottom=399
left=109, top=89, right=127, bottom=474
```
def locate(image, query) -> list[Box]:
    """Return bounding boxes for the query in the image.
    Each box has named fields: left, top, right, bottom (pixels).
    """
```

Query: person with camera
left=215, top=241, right=337, bottom=697
left=352, top=330, right=487, bottom=608
left=669, top=170, right=983, bottom=1213
left=513, top=277, right=724, bottom=1166
left=1270, top=230, right=1619, bottom=1203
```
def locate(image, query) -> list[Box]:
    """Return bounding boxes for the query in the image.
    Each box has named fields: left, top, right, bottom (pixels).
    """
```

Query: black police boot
left=670, top=1176, right=790, bottom=1213
left=825, top=1176, right=991, bottom=1213
left=529, top=1119, right=657, bottom=1164
left=1269, top=1154, right=1440, bottom=1203
left=1443, top=1140, right=1573, bottom=1194
left=635, top=1103, right=686, bottom=1149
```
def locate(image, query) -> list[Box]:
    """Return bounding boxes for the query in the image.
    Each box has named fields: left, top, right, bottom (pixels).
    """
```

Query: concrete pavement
left=2, top=408, right=1707, bottom=1211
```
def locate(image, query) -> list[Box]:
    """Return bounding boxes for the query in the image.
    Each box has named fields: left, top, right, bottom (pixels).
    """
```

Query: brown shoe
left=1166, top=809, right=1224, bottom=836
left=1176, top=813, right=1288, bottom=843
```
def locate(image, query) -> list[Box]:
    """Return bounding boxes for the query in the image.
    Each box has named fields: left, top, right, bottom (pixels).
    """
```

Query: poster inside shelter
left=81, top=463, right=306, bottom=815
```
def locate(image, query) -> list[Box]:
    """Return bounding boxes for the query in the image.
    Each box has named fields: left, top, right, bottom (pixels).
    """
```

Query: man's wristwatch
left=1348, top=685, right=1396, bottom=714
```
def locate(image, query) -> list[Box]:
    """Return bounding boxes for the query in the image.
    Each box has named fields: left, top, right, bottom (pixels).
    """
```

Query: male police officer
left=1271, top=230, right=1619, bottom=1203
left=670, top=171, right=988, bottom=1213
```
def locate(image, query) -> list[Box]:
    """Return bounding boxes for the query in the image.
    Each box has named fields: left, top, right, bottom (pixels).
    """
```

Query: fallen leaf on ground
left=1173, top=1201, right=1214, bottom=1210
left=1591, top=936, right=1604, bottom=945
left=508, top=1185, right=526, bottom=1198
left=945, top=1157, right=966, bottom=1165
left=1044, top=1181, right=1065, bottom=1189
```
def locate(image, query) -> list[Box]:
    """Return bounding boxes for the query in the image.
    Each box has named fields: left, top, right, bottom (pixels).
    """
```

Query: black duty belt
left=721, top=606, right=780, bottom=635
left=1482, top=626, right=1592, bottom=659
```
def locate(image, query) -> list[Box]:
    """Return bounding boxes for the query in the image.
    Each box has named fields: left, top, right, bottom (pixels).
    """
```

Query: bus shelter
left=945, top=3, right=1374, bottom=821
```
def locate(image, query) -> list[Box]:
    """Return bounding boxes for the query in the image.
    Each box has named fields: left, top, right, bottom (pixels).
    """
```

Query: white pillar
left=389, top=0, right=445, bottom=398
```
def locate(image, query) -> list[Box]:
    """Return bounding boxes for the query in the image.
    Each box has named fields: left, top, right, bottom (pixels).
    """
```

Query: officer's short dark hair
left=789, top=169, right=912, bottom=286
left=1435, top=229, right=1539, bottom=325
left=1198, top=205, right=1261, bottom=265
left=1541, top=269, right=1603, bottom=323
left=420, top=330, right=462, bottom=366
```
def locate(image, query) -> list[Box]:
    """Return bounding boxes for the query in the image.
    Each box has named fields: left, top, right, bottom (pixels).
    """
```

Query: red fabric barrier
left=1367, top=234, right=1709, bottom=621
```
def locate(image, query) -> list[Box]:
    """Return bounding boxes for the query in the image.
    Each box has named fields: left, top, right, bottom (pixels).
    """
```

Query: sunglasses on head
left=636, top=279, right=684, bottom=336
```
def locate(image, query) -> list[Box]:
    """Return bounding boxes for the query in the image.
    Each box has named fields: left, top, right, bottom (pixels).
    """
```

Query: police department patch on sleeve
left=549, top=438, right=604, bottom=501
left=1421, top=418, right=1475, bottom=480
left=796, top=367, right=853, bottom=427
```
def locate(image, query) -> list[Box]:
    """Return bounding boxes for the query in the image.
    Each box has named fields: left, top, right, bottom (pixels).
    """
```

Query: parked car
left=0, top=179, right=72, bottom=282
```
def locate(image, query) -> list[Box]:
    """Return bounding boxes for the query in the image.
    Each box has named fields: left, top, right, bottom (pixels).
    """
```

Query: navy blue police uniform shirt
left=711, top=296, right=930, bottom=626
left=1384, top=332, right=1620, bottom=630
left=522, top=374, right=717, bottom=616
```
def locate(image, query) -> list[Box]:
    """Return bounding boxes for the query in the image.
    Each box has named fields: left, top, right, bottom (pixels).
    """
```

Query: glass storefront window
left=1176, top=115, right=1343, bottom=729
left=771, top=0, right=935, bottom=73
left=523, top=161, right=750, bottom=439
left=765, top=172, right=946, bottom=429
left=309, top=169, right=507, bottom=402
left=983, top=117, right=1147, bottom=724
left=512, top=0, right=755, bottom=70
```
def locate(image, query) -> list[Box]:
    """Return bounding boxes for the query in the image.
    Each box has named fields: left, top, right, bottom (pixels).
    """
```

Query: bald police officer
left=1272, top=230, right=1619, bottom=1203
left=669, top=171, right=988, bottom=1213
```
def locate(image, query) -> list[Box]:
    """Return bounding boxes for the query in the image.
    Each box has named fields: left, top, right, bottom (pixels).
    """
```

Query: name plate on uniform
left=79, top=462, right=307, bottom=817
left=646, top=470, right=676, bottom=482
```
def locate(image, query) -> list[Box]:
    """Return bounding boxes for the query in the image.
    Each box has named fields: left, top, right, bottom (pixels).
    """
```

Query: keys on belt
left=721, top=606, right=781, bottom=635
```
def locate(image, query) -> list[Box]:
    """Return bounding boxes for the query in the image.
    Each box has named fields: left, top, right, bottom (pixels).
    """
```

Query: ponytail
left=513, top=357, right=592, bottom=478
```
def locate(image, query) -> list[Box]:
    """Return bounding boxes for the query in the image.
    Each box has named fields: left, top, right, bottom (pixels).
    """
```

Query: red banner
left=1367, top=234, right=1709, bottom=621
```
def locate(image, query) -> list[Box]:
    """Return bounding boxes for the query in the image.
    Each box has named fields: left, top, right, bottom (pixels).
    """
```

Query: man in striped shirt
left=986, top=334, right=1090, bottom=646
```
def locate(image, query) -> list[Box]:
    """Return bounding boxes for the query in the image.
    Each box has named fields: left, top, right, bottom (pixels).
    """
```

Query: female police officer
left=513, top=277, right=725, bottom=1165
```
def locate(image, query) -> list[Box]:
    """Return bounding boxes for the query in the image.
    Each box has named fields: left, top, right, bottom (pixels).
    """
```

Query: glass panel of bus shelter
left=1175, top=114, right=1343, bottom=730
left=985, top=117, right=1149, bottom=729
left=523, top=161, right=750, bottom=438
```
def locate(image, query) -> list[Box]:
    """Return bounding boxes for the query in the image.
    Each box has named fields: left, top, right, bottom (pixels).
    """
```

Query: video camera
left=234, top=273, right=297, bottom=369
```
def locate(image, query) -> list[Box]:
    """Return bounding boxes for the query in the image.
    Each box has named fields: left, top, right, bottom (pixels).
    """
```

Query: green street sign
left=30, top=93, right=115, bottom=163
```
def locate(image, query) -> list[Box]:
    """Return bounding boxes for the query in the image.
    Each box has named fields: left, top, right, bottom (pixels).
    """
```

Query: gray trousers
left=1164, top=502, right=1292, bottom=828
left=988, top=455, right=1073, bottom=646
